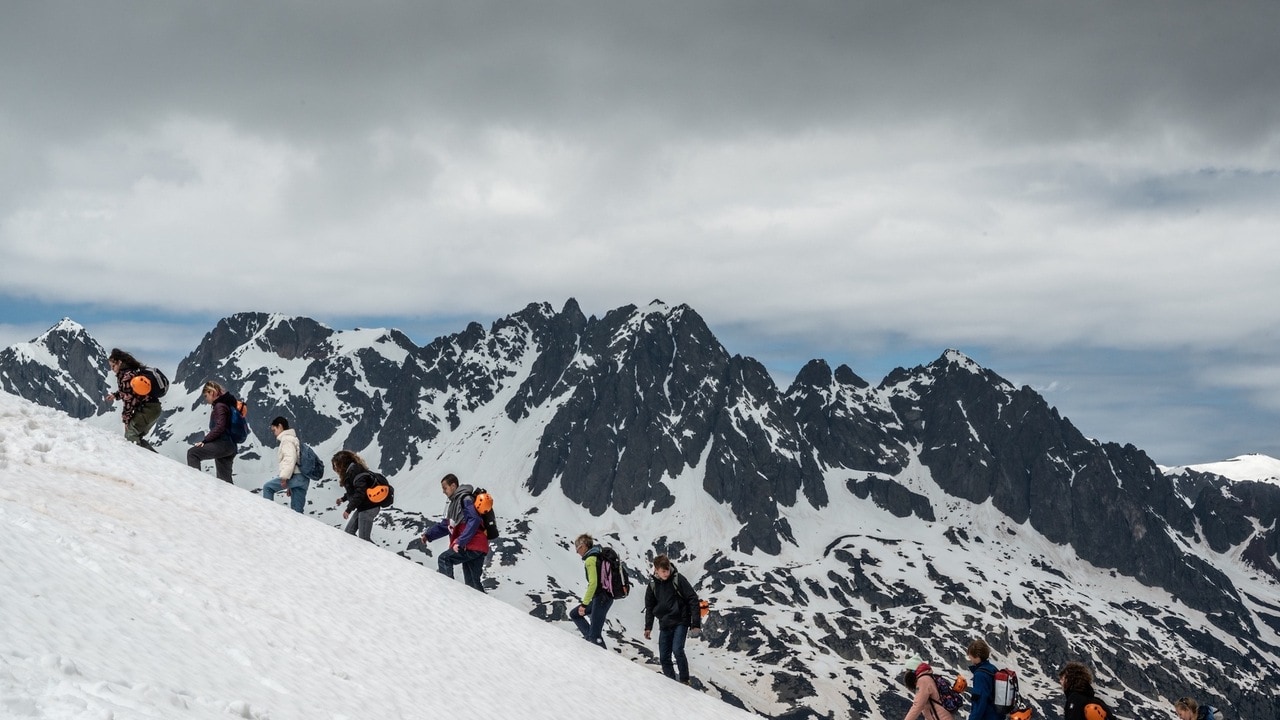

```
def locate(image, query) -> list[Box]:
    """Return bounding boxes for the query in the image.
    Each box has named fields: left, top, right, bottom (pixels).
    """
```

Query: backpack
left=598, top=546, right=631, bottom=599
left=470, top=487, right=500, bottom=539
left=930, top=674, right=965, bottom=713
left=362, top=472, right=394, bottom=508
left=226, top=399, right=250, bottom=444
left=1203, top=706, right=1222, bottom=720
left=130, top=366, right=169, bottom=400
left=297, top=442, right=324, bottom=481
left=670, top=572, right=710, bottom=621
left=985, top=667, right=1021, bottom=716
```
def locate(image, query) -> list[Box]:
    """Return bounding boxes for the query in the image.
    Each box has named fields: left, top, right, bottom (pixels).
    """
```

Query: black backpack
left=138, top=366, right=169, bottom=400
left=598, top=546, right=631, bottom=599
left=362, top=472, right=395, bottom=508
left=470, top=487, right=500, bottom=539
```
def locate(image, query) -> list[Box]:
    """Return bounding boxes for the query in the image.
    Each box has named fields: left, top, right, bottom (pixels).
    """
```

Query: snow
left=0, top=392, right=753, bottom=720
left=1163, top=454, right=1280, bottom=486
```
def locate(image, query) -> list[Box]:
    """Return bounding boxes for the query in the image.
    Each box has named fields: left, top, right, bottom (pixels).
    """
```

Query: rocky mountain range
left=3, top=301, right=1277, bottom=720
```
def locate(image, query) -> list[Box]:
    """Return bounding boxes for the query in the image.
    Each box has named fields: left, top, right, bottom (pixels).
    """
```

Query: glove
left=689, top=627, right=701, bottom=639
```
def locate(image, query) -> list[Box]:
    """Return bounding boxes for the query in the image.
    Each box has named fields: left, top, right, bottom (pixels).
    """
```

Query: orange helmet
left=366, top=485, right=390, bottom=504
left=1008, top=707, right=1033, bottom=720
left=952, top=675, right=969, bottom=693
left=130, top=375, right=153, bottom=396
left=1083, top=704, right=1108, bottom=720
left=474, top=492, right=493, bottom=514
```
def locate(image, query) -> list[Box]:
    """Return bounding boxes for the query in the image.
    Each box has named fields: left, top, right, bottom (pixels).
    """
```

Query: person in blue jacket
left=967, top=638, right=1000, bottom=720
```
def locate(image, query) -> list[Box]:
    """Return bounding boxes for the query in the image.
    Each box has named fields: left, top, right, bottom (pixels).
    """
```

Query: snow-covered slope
left=0, top=391, right=755, bottom=720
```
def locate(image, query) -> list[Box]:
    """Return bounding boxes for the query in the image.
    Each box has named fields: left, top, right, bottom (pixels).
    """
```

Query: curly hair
left=1059, top=661, right=1094, bottom=694
left=331, top=450, right=368, bottom=481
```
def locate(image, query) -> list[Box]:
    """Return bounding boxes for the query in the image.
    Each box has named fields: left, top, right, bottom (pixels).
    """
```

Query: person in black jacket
left=1059, top=662, right=1112, bottom=720
left=186, top=381, right=239, bottom=483
left=332, top=450, right=380, bottom=543
left=643, top=554, right=701, bottom=684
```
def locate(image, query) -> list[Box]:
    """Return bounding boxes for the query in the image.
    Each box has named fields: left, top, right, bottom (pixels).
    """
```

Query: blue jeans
left=262, top=473, right=309, bottom=513
left=572, top=593, right=614, bottom=647
left=437, top=548, right=487, bottom=592
left=658, top=624, right=690, bottom=681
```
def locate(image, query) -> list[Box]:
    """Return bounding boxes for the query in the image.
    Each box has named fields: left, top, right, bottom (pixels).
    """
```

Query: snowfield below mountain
left=0, top=392, right=754, bottom=720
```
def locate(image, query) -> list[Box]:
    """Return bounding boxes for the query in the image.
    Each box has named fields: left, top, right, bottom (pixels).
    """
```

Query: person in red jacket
left=420, top=473, right=489, bottom=592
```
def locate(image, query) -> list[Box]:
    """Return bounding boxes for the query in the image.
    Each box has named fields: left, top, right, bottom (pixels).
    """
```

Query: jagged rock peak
left=42, top=317, right=90, bottom=338
left=922, top=349, right=1017, bottom=393
left=938, top=348, right=983, bottom=372
left=788, top=359, right=870, bottom=392
left=834, top=363, right=869, bottom=389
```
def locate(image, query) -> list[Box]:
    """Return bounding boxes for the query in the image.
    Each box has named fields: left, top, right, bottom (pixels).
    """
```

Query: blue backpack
left=298, top=442, right=324, bottom=481
left=226, top=399, right=250, bottom=444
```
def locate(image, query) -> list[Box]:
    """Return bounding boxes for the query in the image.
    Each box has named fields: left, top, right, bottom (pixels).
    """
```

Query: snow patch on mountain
left=1164, top=453, right=1280, bottom=485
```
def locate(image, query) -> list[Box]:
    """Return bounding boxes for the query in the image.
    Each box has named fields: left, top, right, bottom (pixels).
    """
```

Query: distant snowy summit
left=1162, top=453, right=1280, bottom=485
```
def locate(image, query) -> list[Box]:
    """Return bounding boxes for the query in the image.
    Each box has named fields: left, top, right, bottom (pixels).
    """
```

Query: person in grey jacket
left=643, top=554, right=701, bottom=684
left=261, top=416, right=308, bottom=513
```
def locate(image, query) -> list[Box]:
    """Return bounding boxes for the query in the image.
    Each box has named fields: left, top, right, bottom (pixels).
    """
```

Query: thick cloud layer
left=2, top=1, right=1278, bottom=464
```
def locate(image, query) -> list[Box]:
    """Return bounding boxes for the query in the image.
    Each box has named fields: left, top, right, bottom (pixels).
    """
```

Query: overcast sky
left=2, top=1, right=1278, bottom=465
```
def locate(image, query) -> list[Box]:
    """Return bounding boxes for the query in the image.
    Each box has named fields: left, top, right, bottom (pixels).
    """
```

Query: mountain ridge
left=3, top=302, right=1277, bottom=720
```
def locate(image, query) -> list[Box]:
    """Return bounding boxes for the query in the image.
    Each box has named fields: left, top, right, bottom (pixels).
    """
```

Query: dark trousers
left=437, top=548, right=487, bottom=592
left=187, top=439, right=236, bottom=483
left=658, top=624, right=690, bottom=681
left=572, top=593, right=614, bottom=647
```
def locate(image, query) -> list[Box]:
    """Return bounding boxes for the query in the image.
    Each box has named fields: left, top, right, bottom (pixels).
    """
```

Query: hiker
left=104, top=348, right=162, bottom=451
left=261, top=416, right=308, bottom=513
left=333, top=450, right=380, bottom=542
left=572, top=533, right=612, bottom=647
left=642, top=554, right=701, bottom=684
left=186, top=381, right=239, bottom=483
left=1059, top=661, right=1112, bottom=720
left=900, top=660, right=954, bottom=720
left=966, top=638, right=999, bottom=720
left=419, top=473, right=489, bottom=592
left=1175, top=698, right=1223, bottom=720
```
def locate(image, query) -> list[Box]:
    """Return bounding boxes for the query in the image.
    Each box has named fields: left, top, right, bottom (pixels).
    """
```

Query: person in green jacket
left=571, top=533, right=612, bottom=647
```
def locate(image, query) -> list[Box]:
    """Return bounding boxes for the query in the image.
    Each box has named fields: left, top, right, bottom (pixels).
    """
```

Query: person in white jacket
left=261, top=416, right=308, bottom=513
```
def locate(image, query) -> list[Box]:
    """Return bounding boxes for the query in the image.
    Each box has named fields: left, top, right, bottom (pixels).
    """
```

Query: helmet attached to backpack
left=130, top=375, right=153, bottom=396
